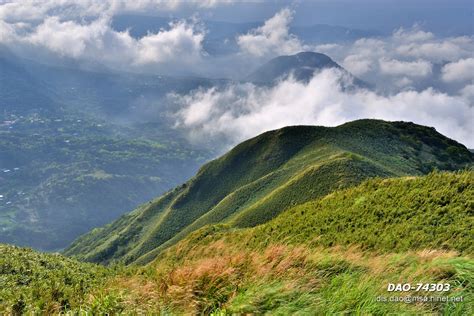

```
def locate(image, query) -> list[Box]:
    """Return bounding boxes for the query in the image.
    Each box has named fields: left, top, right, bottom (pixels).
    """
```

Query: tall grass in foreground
left=2, top=171, right=473, bottom=314
left=100, top=242, right=472, bottom=315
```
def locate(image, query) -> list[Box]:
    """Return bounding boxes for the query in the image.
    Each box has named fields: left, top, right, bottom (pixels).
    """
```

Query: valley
left=0, top=48, right=223, bottom=249
left=0, top=49, right=367, bottom=251
left=0, top=108, right=210, bottom=249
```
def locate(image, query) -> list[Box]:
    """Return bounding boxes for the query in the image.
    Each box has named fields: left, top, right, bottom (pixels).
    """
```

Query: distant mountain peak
left=292, top=51, right=338, bottom=65
left=245, top=51, right=366, bottom=88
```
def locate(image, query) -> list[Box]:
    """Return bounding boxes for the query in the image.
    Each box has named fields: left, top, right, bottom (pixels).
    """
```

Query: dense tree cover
left=1, top=51, right=220, bottom=251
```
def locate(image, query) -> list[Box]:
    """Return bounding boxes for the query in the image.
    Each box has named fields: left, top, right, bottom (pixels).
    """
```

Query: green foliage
left=3, top=170, right=473, bottom=314
left=0, top=244, right=113, bottom=314
left=255, top=170, right=473, bottom=253
left=65, top=120, right=473, bottom=265
left=87, top=291, right=125, bottom=315
left=111, top=170, right=472, bottom=314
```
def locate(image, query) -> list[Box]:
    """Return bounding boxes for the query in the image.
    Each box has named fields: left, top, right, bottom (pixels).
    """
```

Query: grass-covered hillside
left=88, top=170, right=474, bottom=315
left=5, top=171, right=471, bottom=314
left=64, top=120, right=473, bottom=265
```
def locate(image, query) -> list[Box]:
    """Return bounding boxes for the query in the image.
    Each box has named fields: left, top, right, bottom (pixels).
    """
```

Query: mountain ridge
left=64, top=119, right=473, bottom=264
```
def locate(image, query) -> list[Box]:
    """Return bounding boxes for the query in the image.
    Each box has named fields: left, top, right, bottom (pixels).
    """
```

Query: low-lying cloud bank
left=174, top=68, right=473, bottom=148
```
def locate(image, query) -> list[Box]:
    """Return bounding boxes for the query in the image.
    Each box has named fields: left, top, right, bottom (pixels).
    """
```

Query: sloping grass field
left=64, top=120, right=474, bottom=265
left=2, top=170, right=472, bottom=314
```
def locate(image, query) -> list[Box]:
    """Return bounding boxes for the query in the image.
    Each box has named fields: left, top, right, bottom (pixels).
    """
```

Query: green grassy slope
left=252, top=170, right=474, bottom=253
left=2, top=171, right=473, bottom=314
left=0, top=244, right=113, bottom=314
left=64, top=120, right=474, bottom=264
left=98, top=170, right=474, bottom=315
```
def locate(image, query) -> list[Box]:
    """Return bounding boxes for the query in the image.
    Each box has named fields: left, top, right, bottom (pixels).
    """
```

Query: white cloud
left=392, top=26, right=434, bottom=42
left=442, top=58, right=474, bottom=82
left=351, top=38, right=387, bottom=57
left=135, top=21, right=204, bottom=64
left=0, top=19, right=16, bottom=42
left=396, top=38, right=473, bottom=62
left=342, top=54, right=373, bottom=76
left=321, top=26, right=474, bottom=92
left=1, top=14, right=205, bottom=69
left=0, top=0, right=235, bottom=22
left=174, top=69, right=474, bottom=147
left=27, top=16, right=110, bottom=58
left=394, top=77, right=414, bottom=88
left=314, top=43, right=342, bottom=53
left=459, top=84, right=474, bottom=104
left=4, top=2, right=472, bottom=89
left=389, top=26, right=473, bottom=62
left=1, top=0, right=251, bottom=72
left=341, top=38, right=385, bottom=76
left=379, top=58, right=432, bottom=77
left=237, top=8, right=306, bottom=57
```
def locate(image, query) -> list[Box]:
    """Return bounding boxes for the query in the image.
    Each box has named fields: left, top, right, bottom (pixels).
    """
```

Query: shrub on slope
left=0, top=245, right=115, bottom=314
